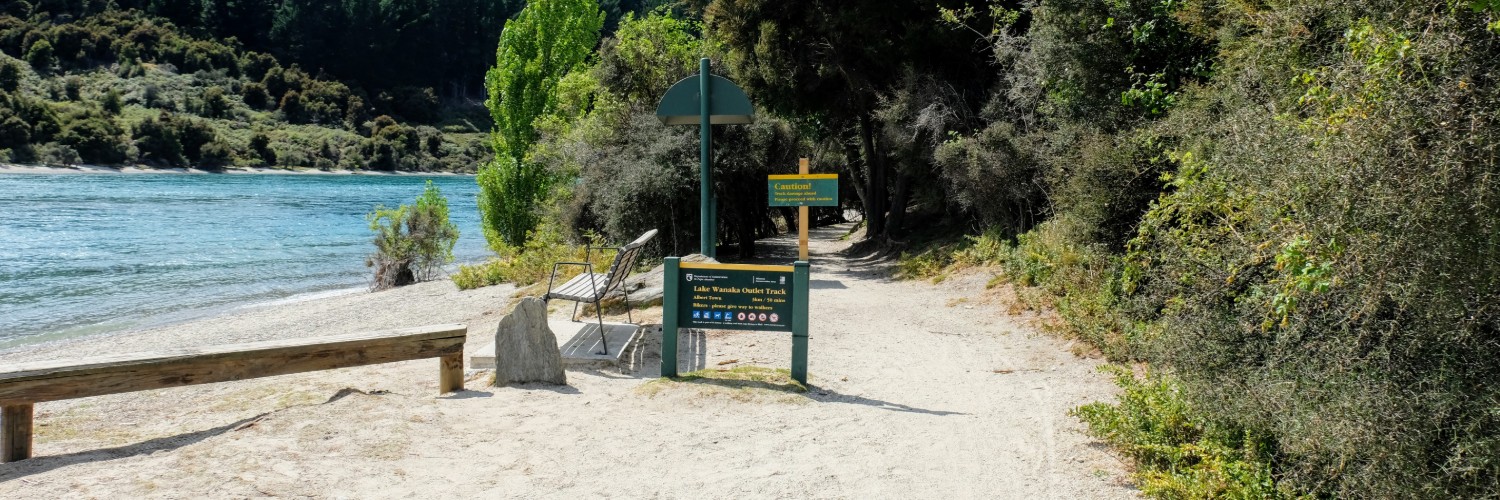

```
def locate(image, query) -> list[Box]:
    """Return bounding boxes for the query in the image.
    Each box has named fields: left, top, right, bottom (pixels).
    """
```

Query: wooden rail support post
left=2, top=403, right=31, bottom=463
left=440, top=353, right=464, bottom=394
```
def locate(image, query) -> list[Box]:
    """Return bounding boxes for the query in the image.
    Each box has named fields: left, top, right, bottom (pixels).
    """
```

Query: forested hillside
left=472, top=1, right=1500, bottom=497
left=0, top=0, right=660, bottom=170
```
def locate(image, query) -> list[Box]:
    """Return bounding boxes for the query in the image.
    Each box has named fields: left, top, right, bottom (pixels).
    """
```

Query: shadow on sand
left=0, top=412, right=268, bottom=482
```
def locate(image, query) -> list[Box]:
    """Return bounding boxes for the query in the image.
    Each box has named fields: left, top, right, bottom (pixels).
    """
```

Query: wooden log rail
left=0, top=323, right=467, bottom=463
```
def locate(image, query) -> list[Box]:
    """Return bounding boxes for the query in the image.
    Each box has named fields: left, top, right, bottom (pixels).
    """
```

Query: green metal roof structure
left=656, top=74, right=755, bottom=125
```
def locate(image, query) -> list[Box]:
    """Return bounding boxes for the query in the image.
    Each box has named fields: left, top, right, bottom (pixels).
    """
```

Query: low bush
left=366, top=181, right=460, bottom=290
left=452, top=224, right=612, bottom=290
left=1073, top=367, right=1289, bottom=498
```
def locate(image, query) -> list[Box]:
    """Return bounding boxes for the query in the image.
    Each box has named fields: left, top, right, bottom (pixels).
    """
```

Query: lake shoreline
left=0, top=163, right=475, bottom=176
left=0, top=278, right=516, bottom=366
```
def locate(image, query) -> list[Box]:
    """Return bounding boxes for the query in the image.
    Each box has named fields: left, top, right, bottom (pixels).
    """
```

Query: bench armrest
left=546, top=262, right=596, bottom=295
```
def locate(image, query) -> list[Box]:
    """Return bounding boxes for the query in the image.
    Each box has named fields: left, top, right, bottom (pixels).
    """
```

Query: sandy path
left=0, top=224, right=1134, bottom=498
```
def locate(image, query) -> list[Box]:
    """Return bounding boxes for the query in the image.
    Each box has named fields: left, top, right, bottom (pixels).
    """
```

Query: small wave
left=239, top=287, right=367, bottom=309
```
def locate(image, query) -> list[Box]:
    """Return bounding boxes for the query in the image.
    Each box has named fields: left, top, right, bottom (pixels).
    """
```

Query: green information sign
left=678, top=263, right=794, bottom=332
left=768, top=174, right=839, bottom=207
left=662, top=258, right=811, bottom=384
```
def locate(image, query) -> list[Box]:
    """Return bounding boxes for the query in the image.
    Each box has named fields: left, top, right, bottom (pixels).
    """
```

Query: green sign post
left=656, top=59, right=755, bottom=259
left=768, top=173, right=839, bottom=207
left=661, top=259, right=810, bottom=384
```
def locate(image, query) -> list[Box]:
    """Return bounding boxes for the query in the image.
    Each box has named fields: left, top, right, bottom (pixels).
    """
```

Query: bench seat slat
left=548, top=273, right=606, bottom=301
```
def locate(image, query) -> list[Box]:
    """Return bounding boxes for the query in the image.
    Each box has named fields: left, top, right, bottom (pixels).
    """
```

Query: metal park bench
left=544, top=229, right=658, bottom=354
left=0, top=324, right=467, bottom=462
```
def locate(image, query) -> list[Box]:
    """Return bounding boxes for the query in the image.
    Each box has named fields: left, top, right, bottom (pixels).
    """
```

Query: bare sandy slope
left=0, top=224, right=1136, bottom=498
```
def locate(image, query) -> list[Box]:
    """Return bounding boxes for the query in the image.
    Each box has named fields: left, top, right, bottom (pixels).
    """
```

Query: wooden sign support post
left=798, top=158, right=810, bottom=261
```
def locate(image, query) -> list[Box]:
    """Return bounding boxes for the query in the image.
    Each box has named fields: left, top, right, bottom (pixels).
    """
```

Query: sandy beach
left=0, top=225, right=1136, bottom=498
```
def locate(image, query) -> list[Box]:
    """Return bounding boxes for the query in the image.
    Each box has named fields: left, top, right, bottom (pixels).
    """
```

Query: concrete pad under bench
left=471, top=320, right=643, bottom=370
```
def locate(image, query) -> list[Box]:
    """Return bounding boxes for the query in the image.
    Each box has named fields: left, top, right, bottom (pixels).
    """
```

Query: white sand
left=0, top=225, right=1136, bottom=498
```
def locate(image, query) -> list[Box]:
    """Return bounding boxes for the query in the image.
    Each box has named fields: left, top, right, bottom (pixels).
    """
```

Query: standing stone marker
left=493, top=297, right=566, bottom=385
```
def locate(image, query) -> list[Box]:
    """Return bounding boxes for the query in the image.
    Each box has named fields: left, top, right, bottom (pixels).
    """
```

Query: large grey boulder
left=493, top=297, right=566, bottom=385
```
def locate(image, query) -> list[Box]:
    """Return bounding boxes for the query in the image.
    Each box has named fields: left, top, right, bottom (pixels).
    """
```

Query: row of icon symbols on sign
left=691, top=310, right=780, bottom=323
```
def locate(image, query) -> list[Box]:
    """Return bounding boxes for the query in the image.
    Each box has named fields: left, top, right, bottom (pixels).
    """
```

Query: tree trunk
left=841, top=138, right=868, bottom=222
left=858, top=113, right=887, bottom=239
left=736, top=213, right=757, bottom=259
left=888, top=170, right=912, bottom=238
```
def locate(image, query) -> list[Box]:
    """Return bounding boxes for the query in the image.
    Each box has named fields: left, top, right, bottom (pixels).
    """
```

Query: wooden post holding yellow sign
left=768, top=158, right=838, bottom=260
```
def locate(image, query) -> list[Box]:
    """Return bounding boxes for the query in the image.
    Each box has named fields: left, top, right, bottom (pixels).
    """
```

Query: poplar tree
left=478, top=0, right=603, bottom=250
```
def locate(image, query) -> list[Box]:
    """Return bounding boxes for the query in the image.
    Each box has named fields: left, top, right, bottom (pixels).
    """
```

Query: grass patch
left=639, top=366, right=808, bottom=404
left=894, top=228, right=1013, bottom=282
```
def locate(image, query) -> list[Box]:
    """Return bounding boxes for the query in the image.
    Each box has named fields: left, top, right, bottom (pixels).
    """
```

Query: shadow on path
left=807, top=385, right=969, bottom=416
left=657, top=375, right=968, bottom=417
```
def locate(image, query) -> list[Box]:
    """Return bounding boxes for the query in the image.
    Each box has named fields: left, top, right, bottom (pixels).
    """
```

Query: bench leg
left=2, top=403, right=32, bottom=463
left=439, top=353, right=464, bottom=394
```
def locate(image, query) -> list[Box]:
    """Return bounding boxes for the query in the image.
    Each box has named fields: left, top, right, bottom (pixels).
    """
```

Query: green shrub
left=0, top=60, right=20, bottom=92
left=33, top=141, right=79, bottom=166
left=241, top=81, right=270, bottom=109
left=56, top=114, right=125, bottom=163
left=101, top=89, right=122, bottom=114
left=453, top=224, right=612, bottom=290
left=248, top=131, right=275, bottom=166
left=24, top=38, right=54, bottom=71
left=131, top=112, right=183, bottom=165
left=451, top=259, right=510, bottom=290
left=198, top=85, right=229, bottom=118
left=366, top=181, right=460, bottom=290
left=197, top=139, right=232, bottom=168
left=1074, top=367, right=1290, bottom=499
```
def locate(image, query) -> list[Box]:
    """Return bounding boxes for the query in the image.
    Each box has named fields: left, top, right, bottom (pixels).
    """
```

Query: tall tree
left=700, top=0, right=990, bottom=241
left=478, top=0, right=604, bottom=250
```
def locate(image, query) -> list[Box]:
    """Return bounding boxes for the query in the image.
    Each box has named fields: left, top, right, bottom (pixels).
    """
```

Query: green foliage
left=0, top=8, right=488, bottom=172
left=1074, top=367, right=1290, bottom=499
left=100, top=89, right=121, bottom=114
left=24, top=38, right=54, bottom=72
left=0, top=59, right=19, bottom=91
left=197, top=86, right=228, bottom=118
left=131, top=111, right=184, bottom=165
left=248, top=131, right=275, bottom=166
left=366, top=181, right=460, bottom=290
left=451, top=223, right=612, bottom=290
left=705, top=0, right=988, bottom=239
left=594, top=9, right=705, bottom=102
left=56, top=113, right=125, bottom=163
left=479, top=0, right=604, bottom=250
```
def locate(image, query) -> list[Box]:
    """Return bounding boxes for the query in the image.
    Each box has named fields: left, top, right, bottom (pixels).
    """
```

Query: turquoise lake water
left=0, top=173, right=489, bottom=349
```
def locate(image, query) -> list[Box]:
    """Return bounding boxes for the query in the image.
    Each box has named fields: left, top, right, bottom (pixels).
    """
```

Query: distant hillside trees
left=0, top=5, right=493, bottom=171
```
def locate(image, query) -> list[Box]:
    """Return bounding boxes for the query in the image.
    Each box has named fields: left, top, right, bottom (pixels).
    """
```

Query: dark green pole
left=661, top=257, right=681, bottom=377
left=791, top=260, right=809, bottom=384
left=698, top=58, right=715, bottom=258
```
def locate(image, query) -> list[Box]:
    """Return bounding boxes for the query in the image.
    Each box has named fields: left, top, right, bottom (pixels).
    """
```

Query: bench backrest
left=598, top=229, right=657, bottom=297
